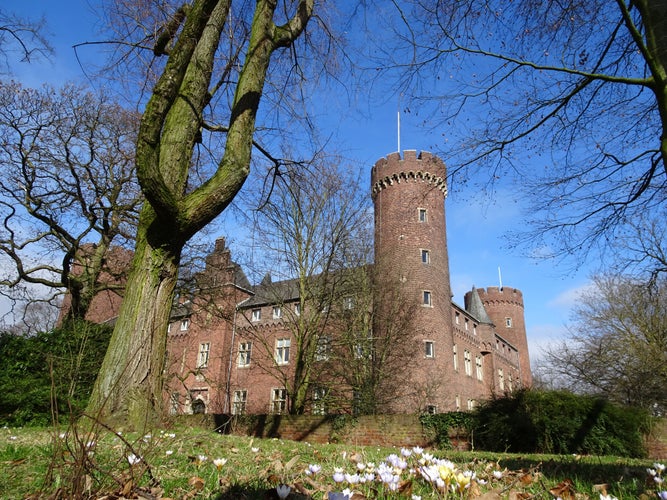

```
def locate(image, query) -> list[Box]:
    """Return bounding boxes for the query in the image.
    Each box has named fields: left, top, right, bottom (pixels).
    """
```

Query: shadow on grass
left=212, top=484, right=311, bottom=500
left=497, top=455, right=649, bottom=485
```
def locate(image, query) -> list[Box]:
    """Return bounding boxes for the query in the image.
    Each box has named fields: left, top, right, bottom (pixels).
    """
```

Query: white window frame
left=498, top=368, right=505, bottom=390
left=271, top=388, right=287, bottom=414
left=275, top=338, right=291, bottom=365
left=232, top=389, right=247, bottom=415
left=418, top=208, right=427, bottom=222
left=453, top=344, right=459, bottom=371
left=422, top=290, right=432, bottom=307
left=312, top=386, right=327, bottom=415
left=455, top=395, right=461, bottom=410
left=315, top=335, right=331, bottom=361
left=251, top=308, right=261, bottom=322
left=169, top=392, right=180, bottom=415
left=237, top=341, right=252, bottom=367
left=272, top=306, right=282, bottom=319
left=343, top=296, right=354, bottom=310
left=424, top=340, right=434, bottom=358
left=476, top=355, right=483, bottom=381
left=425, top=404, right=437, bottom=415
left=464, top=349, right=472, bottom=376
left=421, top=248, right=430, bottom=264
left=467, top=399, right=475, bottom=410
left=197, top=342, right=210, bottom=368
left=505, top=317, right=513, bottom=328
left=180, top=318, right=190, bottom=331
left=294, top=303, right=301, bottom=316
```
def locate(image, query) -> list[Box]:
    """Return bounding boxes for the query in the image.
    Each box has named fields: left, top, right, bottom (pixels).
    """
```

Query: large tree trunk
left=87, top=207, right=181, bottom=428
left=87, top=0, right=313, bottom=430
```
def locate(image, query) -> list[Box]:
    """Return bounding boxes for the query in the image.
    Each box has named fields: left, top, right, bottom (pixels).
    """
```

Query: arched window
left=192, top=398, right=206, bottom=414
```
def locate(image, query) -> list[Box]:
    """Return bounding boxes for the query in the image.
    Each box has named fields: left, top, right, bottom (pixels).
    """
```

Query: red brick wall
left=205, top=413, right=470, bottom=450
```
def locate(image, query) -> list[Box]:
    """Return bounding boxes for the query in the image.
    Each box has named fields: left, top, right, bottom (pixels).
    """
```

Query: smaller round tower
left=472, top=287, right=531, bottom=387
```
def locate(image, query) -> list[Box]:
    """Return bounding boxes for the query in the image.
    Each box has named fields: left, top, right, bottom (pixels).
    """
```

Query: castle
left=160, top=150, right=531, bottom=416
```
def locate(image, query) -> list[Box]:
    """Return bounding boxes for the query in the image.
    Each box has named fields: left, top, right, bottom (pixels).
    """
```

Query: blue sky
left=2, top=0, right=596, bottom=363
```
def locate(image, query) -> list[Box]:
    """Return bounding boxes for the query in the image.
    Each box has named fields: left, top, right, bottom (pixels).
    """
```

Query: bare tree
left=0, top=81, right=141, bottom=324
left=0, top=9, right=52, bottom=72
left=372, top=1, right=667, bottom=264
left=542, top=274, right=667, bottom=412
left=326, top=259, right=422, bottom=415
left=237, top=160, right=372, bottom=414
left=87, top=0, right=319, bottom=428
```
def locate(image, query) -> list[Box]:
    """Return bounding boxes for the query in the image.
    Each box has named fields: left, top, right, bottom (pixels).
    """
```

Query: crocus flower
left=213, top=458, right=228, bottom=470
left=276, top=484, right=291, bottom=499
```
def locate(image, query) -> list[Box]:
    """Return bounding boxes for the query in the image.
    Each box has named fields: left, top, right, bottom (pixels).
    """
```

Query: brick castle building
left=158, top=150, right=532, bottom=416
left=77, top=150, right=531, bottom=416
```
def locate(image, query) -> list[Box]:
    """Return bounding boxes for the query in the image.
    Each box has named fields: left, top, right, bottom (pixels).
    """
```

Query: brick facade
left=69, top=150, right=531, bottom=417
left=162, top=150, right=531, bottom=416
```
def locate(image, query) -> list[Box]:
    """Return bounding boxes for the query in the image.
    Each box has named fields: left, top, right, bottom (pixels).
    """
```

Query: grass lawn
left=0, top=422, right=664, bottom=499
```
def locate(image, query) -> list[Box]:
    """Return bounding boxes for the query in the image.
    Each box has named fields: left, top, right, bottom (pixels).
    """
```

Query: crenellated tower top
left=371, top=150, right=447, bottom=199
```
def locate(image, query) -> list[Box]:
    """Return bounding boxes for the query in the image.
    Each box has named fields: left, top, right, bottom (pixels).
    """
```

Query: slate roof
left=465, top=286, right=494, bottom=325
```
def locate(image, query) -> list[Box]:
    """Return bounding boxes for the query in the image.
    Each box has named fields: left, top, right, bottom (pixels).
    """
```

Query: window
left=275, top=338, right=291, bottom=365
left=312, top=386, right=328, bottom=415
left=316, top=335, right=331, bottom=361
left=232, top=390, right=247, bottom=415
left=473, top=324, right=477, bottom=335
left=251, top=308, right=261, bottom=322
left=422, top=290, right=432, bottom=307
left=271, top=388, right=287, bottom=414
left=505, top=317, right=513, bottom=328
left=421, top=249, right=430, bottom=264
left=498, top=368, right=505, bottom=390
left=424, top=340, right=434, bottom=358
left=343, top=296, right=355, bottom=310
left=197, top=342, right=210, bottom=368
left=418, top=208, right=427, bottom=222
left=508, top=373, right=513, bottom=392
left=169, top=392, right=180, bottom=415
left=476, top=355, right=483, bottom=381
left=294, top=303, right=301, bottom=316
left=272, top=306, right=282, bottom=319
left=180, top=318, right=190, bottom=331
left=455, top=395, right=461, bottom=410
left=464, top=349, right=472, bottom=376
left=465, top=318, right=469, bottom=331
left=167, top=323, right=172, bottom=334
left=453, top=344, right=459, bottom=371
left=237, top=342, right=252, bottom=367
left=455, top=312, right=460, bottom=324
left=467, top=399, right=475, bottom=411
left=425, top=405, right=437, bottom=415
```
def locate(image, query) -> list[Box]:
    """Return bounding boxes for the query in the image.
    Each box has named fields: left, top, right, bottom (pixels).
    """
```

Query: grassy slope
left=0, top=423, right=662, bottom=499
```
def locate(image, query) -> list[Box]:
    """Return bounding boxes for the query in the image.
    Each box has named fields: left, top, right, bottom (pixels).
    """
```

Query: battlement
left=371, top=150, right=447, bottom=198
left=476, top=287, right=524, bottom=306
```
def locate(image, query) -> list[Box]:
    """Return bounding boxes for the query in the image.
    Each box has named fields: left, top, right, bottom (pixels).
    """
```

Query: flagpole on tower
left=397, top=93, right=401, bottom=153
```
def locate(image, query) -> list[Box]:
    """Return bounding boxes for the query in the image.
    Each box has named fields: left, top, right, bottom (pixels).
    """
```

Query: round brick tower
left=371, top=150, right=453, bottom=411
left=474, top=286, right=532, bottom=387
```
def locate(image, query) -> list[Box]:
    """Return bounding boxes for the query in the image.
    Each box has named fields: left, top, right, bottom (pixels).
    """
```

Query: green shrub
left=472, top=389, right=651, bottom=457
left=420, top=411, right=475, bottom=448
left=0, top=320, right=112, bottom=426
